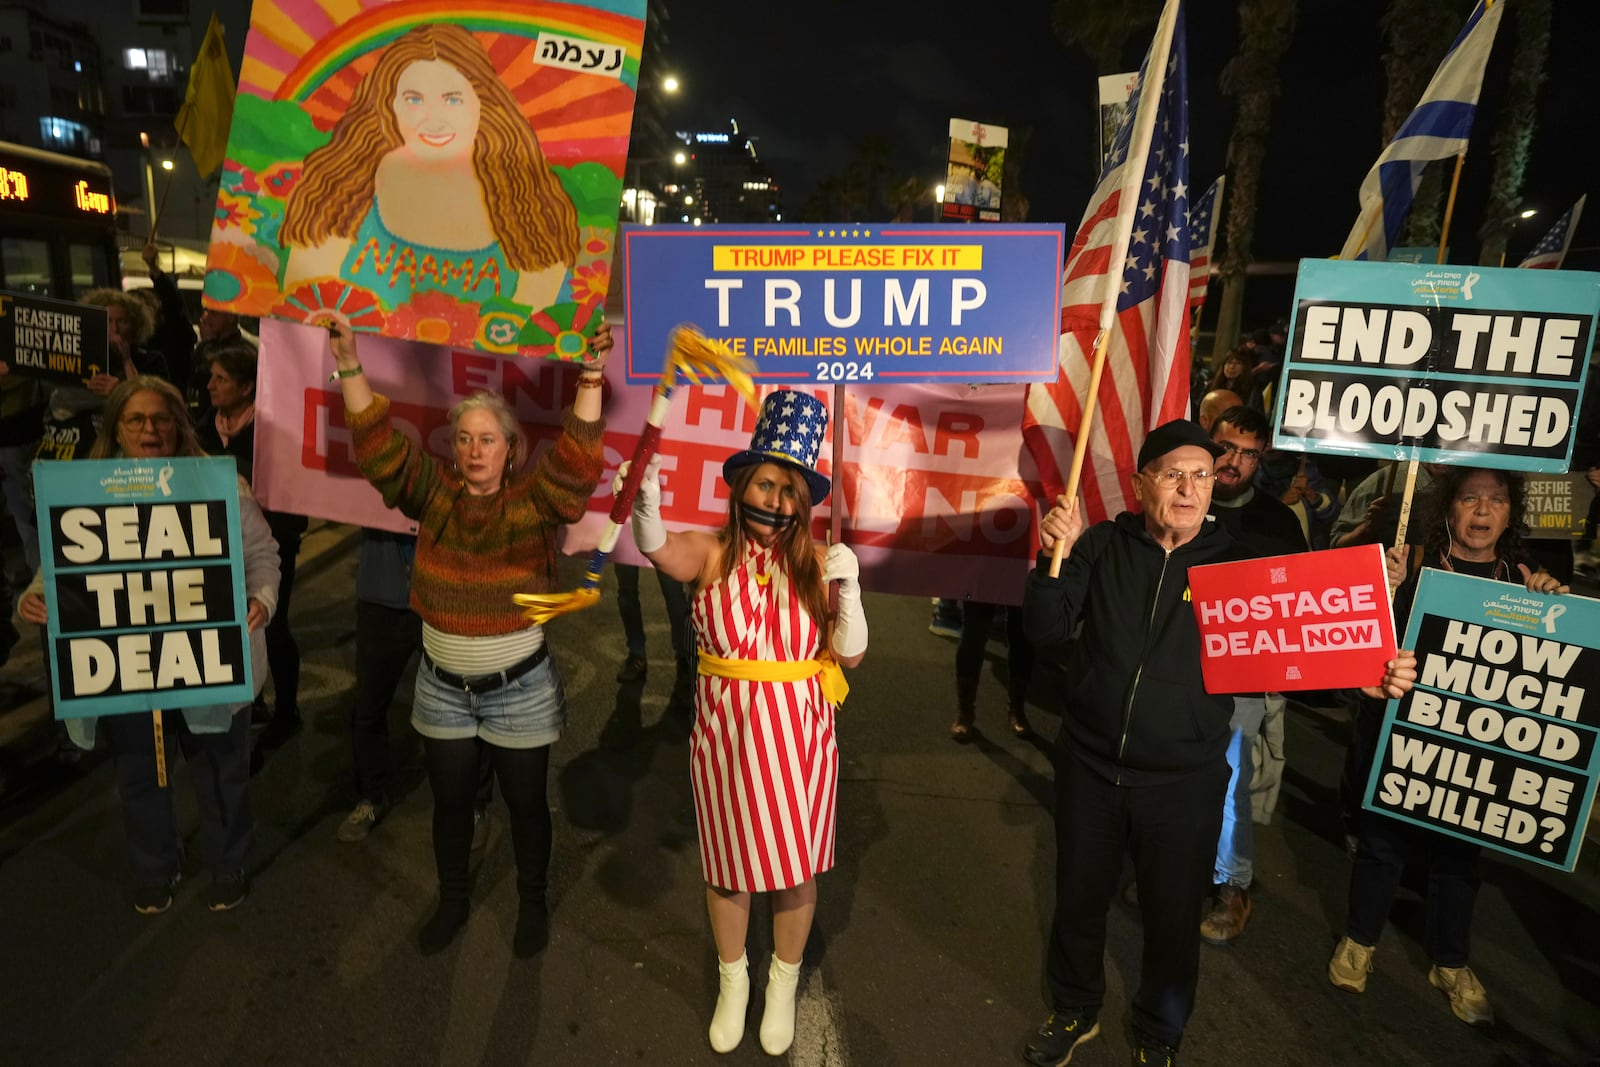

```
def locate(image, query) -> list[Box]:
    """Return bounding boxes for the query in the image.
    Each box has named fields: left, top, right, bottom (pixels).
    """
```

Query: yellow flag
left=176, top=13, right=235, bottom=178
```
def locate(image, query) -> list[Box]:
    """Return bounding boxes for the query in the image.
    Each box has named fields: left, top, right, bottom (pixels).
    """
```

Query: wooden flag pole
left=152, top=710, right=168, bottom=789
left=1387, top=151, right=1468, bottom=584
left=1047, top=328, right=1111, bottom=578
left=829, top=384, right=845, bottom=615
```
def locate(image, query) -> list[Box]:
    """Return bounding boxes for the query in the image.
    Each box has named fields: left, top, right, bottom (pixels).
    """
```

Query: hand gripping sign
left=1364, top=569, right=1600, bottom=872
left=1189, top=544, right=1399, bottom=693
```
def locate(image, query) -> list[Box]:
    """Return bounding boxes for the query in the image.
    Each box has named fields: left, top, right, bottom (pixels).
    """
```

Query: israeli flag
left=1338, top=0, right=1506, bottom=262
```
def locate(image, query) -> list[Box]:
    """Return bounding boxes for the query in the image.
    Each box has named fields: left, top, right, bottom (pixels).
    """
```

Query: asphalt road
left=1, top=528, right=1597, bottom=1066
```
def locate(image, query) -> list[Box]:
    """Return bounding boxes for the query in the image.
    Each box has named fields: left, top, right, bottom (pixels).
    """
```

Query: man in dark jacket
left=1020, top=420, right=1417, bottom=1067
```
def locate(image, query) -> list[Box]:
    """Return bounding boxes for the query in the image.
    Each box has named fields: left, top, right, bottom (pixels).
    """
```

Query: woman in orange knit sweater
left=328, top=321, right=609, bottom=957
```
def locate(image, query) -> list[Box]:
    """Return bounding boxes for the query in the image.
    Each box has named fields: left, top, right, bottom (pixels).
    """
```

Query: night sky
left=665, top=0, right=1600, bottom=328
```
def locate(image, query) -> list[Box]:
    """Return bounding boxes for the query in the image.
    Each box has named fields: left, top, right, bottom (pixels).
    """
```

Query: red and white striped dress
left=690, top=541, right=839, bottom=893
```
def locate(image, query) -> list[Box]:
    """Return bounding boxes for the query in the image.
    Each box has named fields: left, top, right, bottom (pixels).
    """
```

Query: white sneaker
left=708, top=952, right=749, bottom=1053
left=759, top=955, right=801, bottom=1055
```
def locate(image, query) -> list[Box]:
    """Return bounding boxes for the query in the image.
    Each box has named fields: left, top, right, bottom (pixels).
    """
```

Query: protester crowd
left=2, top=286, right=1595, bottom=1066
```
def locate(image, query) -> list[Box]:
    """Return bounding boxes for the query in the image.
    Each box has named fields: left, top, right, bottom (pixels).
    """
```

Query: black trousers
left=1046, top=752, right=1228, bottom=1049
left=265, top=516, right=304, bottom=718
left=426, top=737, right=551, bottom=903
left=102, top=709, right=253, bottom=885
left=350, top=600, right=423, bottom=803
left=954, top=602, right=1034, bottom=699
left=616, top=563, right=693, bottom=665
left=1346, top=809, right=1480, bottom=966
left=349, top=600, right=492, bottom=808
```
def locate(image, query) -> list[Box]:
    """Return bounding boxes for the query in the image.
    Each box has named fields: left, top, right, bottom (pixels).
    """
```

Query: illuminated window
left=39, top=116, right=93, bottom=152
left=123, top=47, right=176, bottom=81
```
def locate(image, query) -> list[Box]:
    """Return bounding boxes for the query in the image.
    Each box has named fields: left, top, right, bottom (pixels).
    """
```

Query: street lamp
left=160, top=159, right=173, bottom=171
left=663, top=75, right=680, bottom=93
left=673, top=150, right=687, bottom=166
left=1500, top=207, right=1539, bottom=266
left=1520, top=208, right=1538, bottom=220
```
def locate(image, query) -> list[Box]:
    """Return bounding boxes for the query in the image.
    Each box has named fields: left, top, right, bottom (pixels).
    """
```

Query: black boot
left=951, top=675, right=980, bottom=742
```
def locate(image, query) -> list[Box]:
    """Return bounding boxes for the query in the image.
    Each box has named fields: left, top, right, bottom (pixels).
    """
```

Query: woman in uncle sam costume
left=623, top=389, right=867, bottom=1056
left=1330, top=467, right=1569, bottom=1027
left=21, top=377, right=279, bottom=916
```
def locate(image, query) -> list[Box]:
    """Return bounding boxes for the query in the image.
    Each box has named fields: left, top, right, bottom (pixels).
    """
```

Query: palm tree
left=1050, top=0, right=1163, bottom=72
left=1000, top=125, right=1033, bottom=222
left=1477, top=0, right=1552, bottom=265
left=1210, top=0, right=1298, bottom=361
left=1052, top=0, right=1164, bottom=173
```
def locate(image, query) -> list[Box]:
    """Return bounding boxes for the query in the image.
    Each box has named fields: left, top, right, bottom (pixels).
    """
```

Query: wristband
left=327, top=366, right=364, bottom=382
left=576, top=375, right=604, bottom=390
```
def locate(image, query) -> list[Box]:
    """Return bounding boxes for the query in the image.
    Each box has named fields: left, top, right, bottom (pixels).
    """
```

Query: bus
left=0, top=140, right=121, bottom=300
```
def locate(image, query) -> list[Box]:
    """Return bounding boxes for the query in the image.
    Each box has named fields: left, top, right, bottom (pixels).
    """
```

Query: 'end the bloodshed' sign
left=34, top=458, right=253, bottom=718
left=1364, top=569, right=1600, bottom=872
left=1272, top=260, right=1600, bottom=472
left=1190, top=544, right=1398, bottom=692
left=0, top=288, right=107, bottom=386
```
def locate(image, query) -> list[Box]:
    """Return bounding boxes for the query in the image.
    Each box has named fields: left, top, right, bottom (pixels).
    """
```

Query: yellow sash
left=698, top=649, right=849, bottom=707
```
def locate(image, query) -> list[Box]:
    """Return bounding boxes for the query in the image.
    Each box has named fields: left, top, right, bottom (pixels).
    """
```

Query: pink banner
left=255, top=319, right=1039, bottom=602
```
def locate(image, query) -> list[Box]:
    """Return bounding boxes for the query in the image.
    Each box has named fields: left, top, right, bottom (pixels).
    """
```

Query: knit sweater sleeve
left=525, top=406, right=605, bottom=524
left=348, top=394, right=442, bottom=521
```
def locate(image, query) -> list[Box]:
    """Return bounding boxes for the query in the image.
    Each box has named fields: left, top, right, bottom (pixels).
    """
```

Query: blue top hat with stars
left=722, top=390, right=831, bottom=505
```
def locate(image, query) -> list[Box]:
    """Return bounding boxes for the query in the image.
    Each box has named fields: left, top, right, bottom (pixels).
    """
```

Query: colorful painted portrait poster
left=941, top=118, right=1006, bottom=224
left=202, top=0, right=645, bottom=357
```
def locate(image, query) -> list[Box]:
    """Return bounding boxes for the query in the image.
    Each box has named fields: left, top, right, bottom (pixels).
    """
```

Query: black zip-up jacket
left=1024, top=512, right=1244, bottom=786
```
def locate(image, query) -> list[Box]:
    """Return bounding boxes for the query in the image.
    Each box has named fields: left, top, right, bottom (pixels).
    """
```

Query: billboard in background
left=941, top=118, right=1006, bottom=223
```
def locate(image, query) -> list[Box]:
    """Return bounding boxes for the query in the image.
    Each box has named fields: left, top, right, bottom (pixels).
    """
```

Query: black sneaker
left=1131, top=1036, right=1178, bottom=1066
left=133, top=874, right=180, bottom=915
left=207, top=870, right=249, bottom=911
left=1023, top=1010, right=1100, bottom=1066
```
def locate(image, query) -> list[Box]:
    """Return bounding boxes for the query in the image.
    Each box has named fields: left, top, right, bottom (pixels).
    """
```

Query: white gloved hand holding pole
left=614, top=455, right=667, bottom=554
left=822, top=542, right=867, bottom=658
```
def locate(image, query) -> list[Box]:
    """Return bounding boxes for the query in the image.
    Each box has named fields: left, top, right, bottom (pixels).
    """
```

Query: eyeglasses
left=1143, top=468, right=1214, bottom=489
left=1217, top=443, right=1263, bottom=463
left=120, top=413, right=175, bottom=432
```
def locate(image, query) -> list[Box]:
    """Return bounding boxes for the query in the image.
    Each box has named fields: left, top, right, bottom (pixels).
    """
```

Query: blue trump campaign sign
left=620, top=223, right=1065, bottom=385
left=1364, top=569, right=1600, bottom=872
left=34, top=457, right=253, bottom=718
left=1272, top=259, right=1600, bottom=472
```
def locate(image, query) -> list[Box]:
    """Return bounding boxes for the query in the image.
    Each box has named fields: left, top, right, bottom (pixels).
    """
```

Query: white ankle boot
left=708, top=951, right=749, bottom=1053
left=759, top=955, right=801, bottom=1055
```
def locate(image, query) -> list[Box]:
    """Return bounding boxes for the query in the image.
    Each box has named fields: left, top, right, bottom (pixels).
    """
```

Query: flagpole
left=1435, top=152, right=1467, bottom=265
left=150, top=106, right=196, bottom=239
left=1048, top=329, right=1111, bottom=577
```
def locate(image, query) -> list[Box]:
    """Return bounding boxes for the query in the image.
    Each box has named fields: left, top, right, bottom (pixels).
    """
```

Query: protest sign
left=620, top=223, right=1065, bottom=385
left=1190, top=544, right=1397, bottom=692
left=1364, top=569, right=1600, bottom=872
left=1271, top=259, right=1600, bottom=472
left=0, top=289, right=105, bottom=385
left=34, top=457, right=254, bottom=718
left=942, top=118, right=1007, bottom=223
left=254, top=318, right=1038, bottom=602
left=1522, top=473, right=1597, bottom=540
left=201, top=1, right=645, bottom=355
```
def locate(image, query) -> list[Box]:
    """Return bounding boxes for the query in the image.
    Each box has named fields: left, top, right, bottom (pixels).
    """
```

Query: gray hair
left=448, top=391, right=523, bottom=461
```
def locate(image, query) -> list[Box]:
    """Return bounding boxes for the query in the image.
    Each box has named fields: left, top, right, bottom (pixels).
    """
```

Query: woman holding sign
left=621, top=391, right=867, bottom=1056
left=20, top=377, right=279, bottom=914
left=1331, top=466, right=1568, bottom=1027
left=327, top=321, right=608, bottom=959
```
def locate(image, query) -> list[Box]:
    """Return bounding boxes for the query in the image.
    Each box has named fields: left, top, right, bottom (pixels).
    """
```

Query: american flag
left=1519, top=196, right=1586, bottom=270
left=1188, top=175, right=1224, bottom=311
left=1339, top=0, right=1504, bottom=262
left=1023, top=0, right=1190, bottom=524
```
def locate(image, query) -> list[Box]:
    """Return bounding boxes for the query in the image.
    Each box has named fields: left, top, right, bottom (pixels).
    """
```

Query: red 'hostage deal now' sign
left=1189, top=544, right=1399, bottom=693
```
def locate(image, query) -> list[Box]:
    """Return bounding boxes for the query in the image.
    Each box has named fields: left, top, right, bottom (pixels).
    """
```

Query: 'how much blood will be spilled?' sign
left=34, top=457, right=253, bottom=718
left=1364, top=570, right=1600, bottom=873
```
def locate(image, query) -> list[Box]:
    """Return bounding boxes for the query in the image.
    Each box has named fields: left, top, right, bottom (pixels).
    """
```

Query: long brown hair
left=280, top=23, right=579, bottom=272
left=90, top=377, right=205, bottom=459
left=718, top=464, right=828, bottom=629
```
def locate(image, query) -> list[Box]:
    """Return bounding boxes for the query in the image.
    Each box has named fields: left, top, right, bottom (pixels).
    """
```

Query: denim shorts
left=411, top=656, right=567, bottom=749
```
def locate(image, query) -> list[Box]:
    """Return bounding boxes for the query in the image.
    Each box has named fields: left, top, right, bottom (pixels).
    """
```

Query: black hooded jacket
left=1024, top=512, right=1244, bottom=786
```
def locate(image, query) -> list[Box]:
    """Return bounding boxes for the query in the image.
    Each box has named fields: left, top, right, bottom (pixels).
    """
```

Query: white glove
left=821, top=542, right=859, bottom=588
left=615, top=455, right=666, bottom=554
left=824, top=543, right=867, bottom=658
